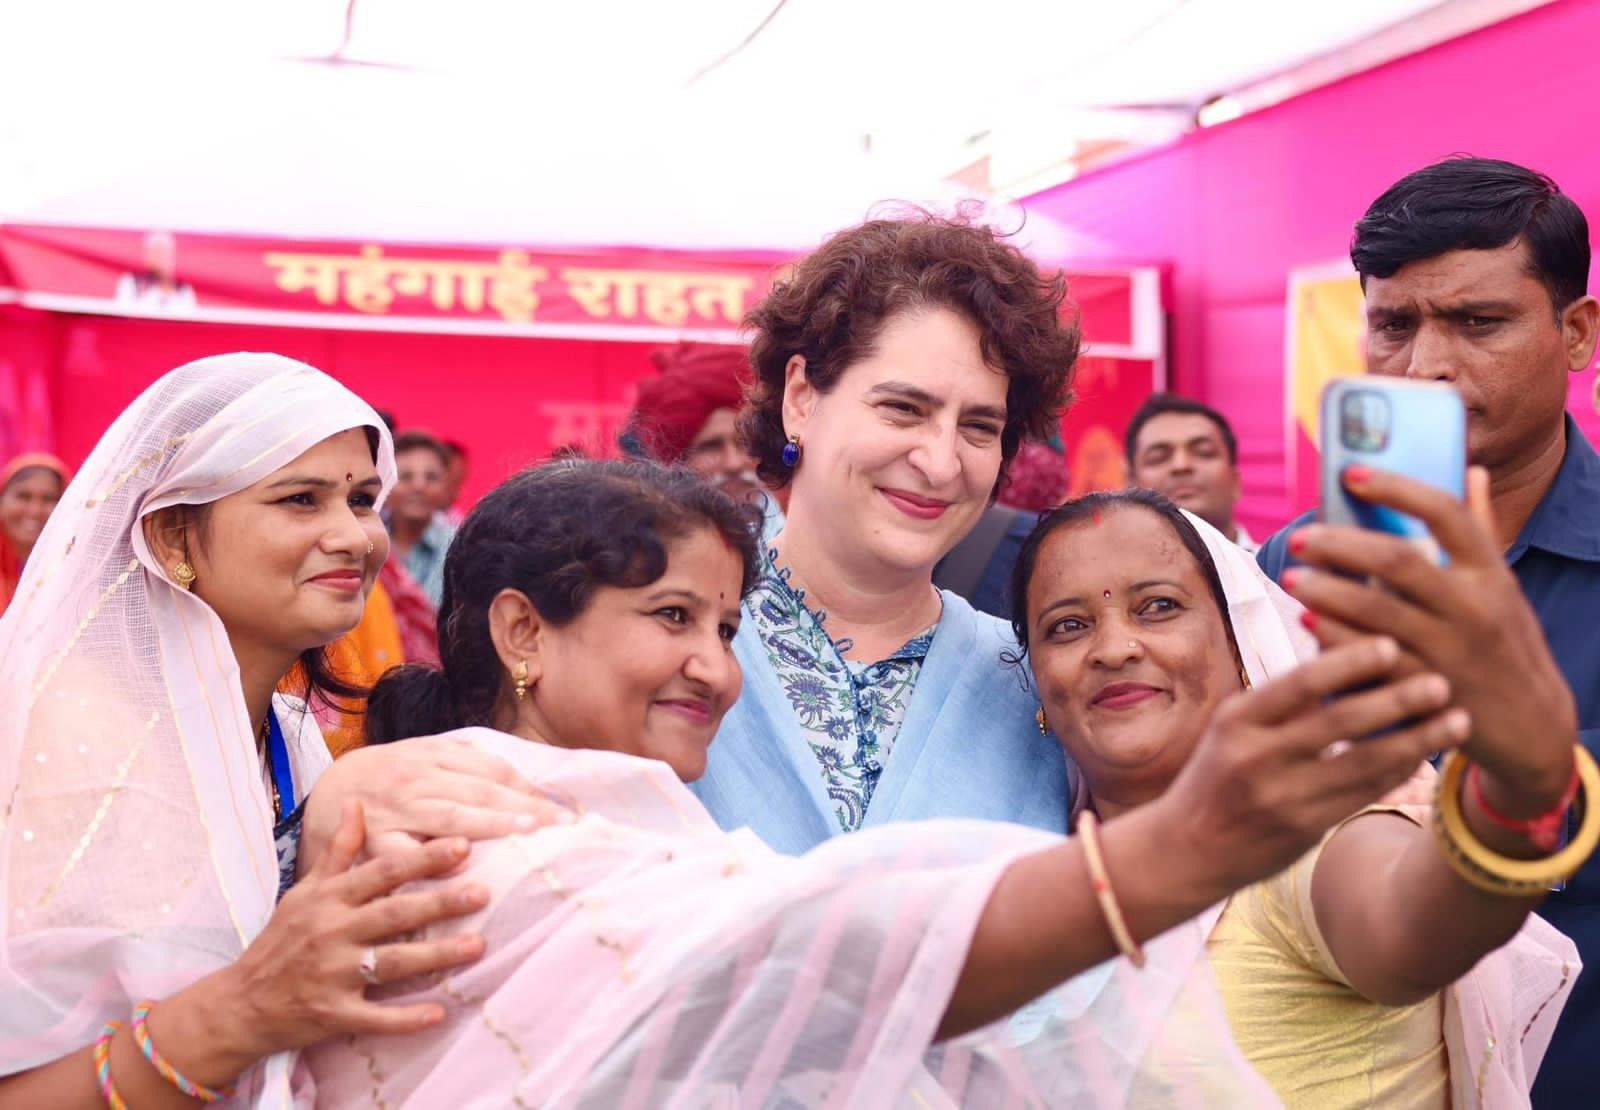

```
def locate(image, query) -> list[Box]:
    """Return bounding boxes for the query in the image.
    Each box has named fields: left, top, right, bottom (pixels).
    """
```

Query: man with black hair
left=389, top=430, right=457, bottom=607
left=1126, top=393, right=1254, bottom=550
left=1258, top=156, right=1600, bottom=1104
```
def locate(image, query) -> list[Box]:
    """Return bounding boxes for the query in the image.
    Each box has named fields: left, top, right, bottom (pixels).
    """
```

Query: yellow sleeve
left=1230, top=803, right=1426, bottom=988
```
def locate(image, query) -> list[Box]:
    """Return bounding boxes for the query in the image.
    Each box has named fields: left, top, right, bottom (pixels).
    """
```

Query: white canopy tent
left=0, top=0, right=1548, bottom=243
left=0, top=0, right=1552, bottom=495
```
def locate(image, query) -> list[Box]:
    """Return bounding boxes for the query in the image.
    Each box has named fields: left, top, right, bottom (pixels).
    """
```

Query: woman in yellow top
left=1011, top=476, right=1589, bottom=1108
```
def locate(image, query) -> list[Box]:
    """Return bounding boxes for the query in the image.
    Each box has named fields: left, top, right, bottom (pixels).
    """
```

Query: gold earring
left=1239, top=665, right=1253, bottom=691
left=512, top=660, right=529, bottom=700
left=1036, top=707, right=1049, bottom=735
left=171, top=562, right=196, bottom=591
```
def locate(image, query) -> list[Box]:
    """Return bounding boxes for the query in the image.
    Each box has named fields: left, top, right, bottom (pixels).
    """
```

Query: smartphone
left=1317, top=379, right=1469, bottom=751
left=1320, top=378, right=1466, bottom=562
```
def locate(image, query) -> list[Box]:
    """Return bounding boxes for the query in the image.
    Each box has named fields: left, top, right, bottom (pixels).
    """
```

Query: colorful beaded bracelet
left=92, top=1021, right=127, bottom=1110
left=131, top=999, right=236, bottom=1102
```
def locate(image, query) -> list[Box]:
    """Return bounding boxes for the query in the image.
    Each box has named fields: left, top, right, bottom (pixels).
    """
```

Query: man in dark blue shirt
left=1258, top=157, right=1600, bottom=1106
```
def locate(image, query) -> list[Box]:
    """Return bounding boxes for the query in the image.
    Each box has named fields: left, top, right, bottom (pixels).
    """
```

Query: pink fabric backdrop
left=0, top=307, right=663, bottom=509
left=1024, top=0, right=1600, bottom=536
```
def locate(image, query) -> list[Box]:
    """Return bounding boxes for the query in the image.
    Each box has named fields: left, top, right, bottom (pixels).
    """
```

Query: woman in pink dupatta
left=306, top=458, right=1474, bottom=1107
left=0, top=354, right=568, bottom=1108
left=1010, top=487, right=1581, bottom=1108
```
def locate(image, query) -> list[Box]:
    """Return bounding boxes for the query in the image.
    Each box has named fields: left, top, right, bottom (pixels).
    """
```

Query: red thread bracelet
left=1467, top=759, right=1581, bottom=853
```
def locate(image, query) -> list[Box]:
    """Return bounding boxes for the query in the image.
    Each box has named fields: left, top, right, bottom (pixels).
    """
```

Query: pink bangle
left=92, top=1021, right=127, bottom=1110
left=130, top=999, right=236, bottom=1102
left=1468, top=759, right=1580, bottom=853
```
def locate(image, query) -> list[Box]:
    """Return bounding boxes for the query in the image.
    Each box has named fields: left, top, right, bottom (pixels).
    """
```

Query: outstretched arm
left=940, top=636, right=1463, bottom=1039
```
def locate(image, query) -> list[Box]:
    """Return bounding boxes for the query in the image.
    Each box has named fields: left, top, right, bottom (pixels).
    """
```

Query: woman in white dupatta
left=1010, top=487, right=1581, bottom=1108
left=309, top=458, right=1468, bottom=1107
left=0, top=354, right=557, bottom=1108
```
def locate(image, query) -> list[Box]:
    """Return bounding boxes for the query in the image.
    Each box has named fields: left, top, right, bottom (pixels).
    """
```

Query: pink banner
left=0, top=225, right=1153, bottom=351
left=0, top=225, right=789, bottom=340
left=0, top=230, right=1164, bottom=509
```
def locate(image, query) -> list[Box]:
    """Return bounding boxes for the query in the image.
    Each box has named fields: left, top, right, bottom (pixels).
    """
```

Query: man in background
left=1126, top=392, right=1256, bottom=551
left=626, top=342, right=782, bottom=537
left=388, top=430, right=456, bottom=607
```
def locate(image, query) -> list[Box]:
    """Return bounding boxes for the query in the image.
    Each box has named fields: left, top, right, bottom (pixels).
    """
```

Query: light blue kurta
left=692, top=588, right=1073, bottom=855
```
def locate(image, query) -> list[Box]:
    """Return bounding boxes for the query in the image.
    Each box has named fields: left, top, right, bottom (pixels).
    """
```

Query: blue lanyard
left=266, top=708, right=296, bottom=815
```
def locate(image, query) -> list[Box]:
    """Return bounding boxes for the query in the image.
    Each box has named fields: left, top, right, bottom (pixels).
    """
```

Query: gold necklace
left=258, top=715, right=282, bottom=822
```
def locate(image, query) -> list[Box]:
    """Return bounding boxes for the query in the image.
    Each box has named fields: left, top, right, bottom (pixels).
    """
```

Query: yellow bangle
left=1433, top=745, right=1600, bottom=897
left=1077, top=811, right=1146, bottom=968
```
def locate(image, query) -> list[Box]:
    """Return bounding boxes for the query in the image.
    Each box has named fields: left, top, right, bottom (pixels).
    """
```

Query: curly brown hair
left=739, top=214, right=1080, bottom=490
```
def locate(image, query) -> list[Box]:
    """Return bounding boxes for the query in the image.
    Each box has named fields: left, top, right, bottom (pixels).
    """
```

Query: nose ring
left=366, top=541, right=375, bottom=556
left=1128, top=640, right=1138, bottom=650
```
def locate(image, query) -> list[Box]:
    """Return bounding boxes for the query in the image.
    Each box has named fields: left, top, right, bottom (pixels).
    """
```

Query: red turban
left=998, top=441, right=1070, bottom=513
left=628, top=343, right=751, bottom=464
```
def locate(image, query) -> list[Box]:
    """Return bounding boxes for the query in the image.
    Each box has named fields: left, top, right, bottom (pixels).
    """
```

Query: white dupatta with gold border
left=0, top=354, right=395, bottom=1105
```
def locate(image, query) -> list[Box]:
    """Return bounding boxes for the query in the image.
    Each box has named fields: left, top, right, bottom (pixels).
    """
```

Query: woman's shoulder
left=1219, top=802, right=1425, bottom=982
left=935, top=590, right=1030, bottom=670
left=935, top=589, right=1010, bottom=642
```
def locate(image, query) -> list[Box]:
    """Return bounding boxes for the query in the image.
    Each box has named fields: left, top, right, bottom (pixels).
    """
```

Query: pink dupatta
left=310, top=731, right=1277, bottom=1107
left=0, top=355, right=395, bottom=1104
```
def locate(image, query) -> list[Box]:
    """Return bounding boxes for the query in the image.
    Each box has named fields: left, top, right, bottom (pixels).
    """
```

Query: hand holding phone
left=1296, top=384, right=1577, bottom=885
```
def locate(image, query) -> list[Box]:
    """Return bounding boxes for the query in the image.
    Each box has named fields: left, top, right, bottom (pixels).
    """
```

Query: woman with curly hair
left=692, top=214, right=1082, bottom=852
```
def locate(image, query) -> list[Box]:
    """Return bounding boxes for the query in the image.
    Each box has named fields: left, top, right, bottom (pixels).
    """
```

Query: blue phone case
left=1320, top=378, right=1466, bottom=560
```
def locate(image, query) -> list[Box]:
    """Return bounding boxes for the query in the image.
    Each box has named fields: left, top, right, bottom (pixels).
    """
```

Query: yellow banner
left=1288, top=270, right=1365, bottom=449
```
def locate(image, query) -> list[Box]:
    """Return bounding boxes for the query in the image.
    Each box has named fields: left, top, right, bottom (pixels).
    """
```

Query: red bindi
left=1092, top=508, right=1103, bottom=527
left=1102, top=590, right=1112, bottom=599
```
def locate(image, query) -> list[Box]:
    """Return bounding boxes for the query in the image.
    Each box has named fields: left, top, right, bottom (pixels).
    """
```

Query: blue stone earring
left=781, top=435, right=802, bottom=468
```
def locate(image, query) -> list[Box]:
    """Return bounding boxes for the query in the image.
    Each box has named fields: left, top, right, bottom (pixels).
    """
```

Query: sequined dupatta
left=310, top=730, right=1279, bottom=1107
left=0, top=354, right=394, bottom=1104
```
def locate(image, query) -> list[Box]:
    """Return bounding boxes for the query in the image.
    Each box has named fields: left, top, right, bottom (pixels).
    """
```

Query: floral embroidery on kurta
left=747, top=550, right=936, bottom=832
